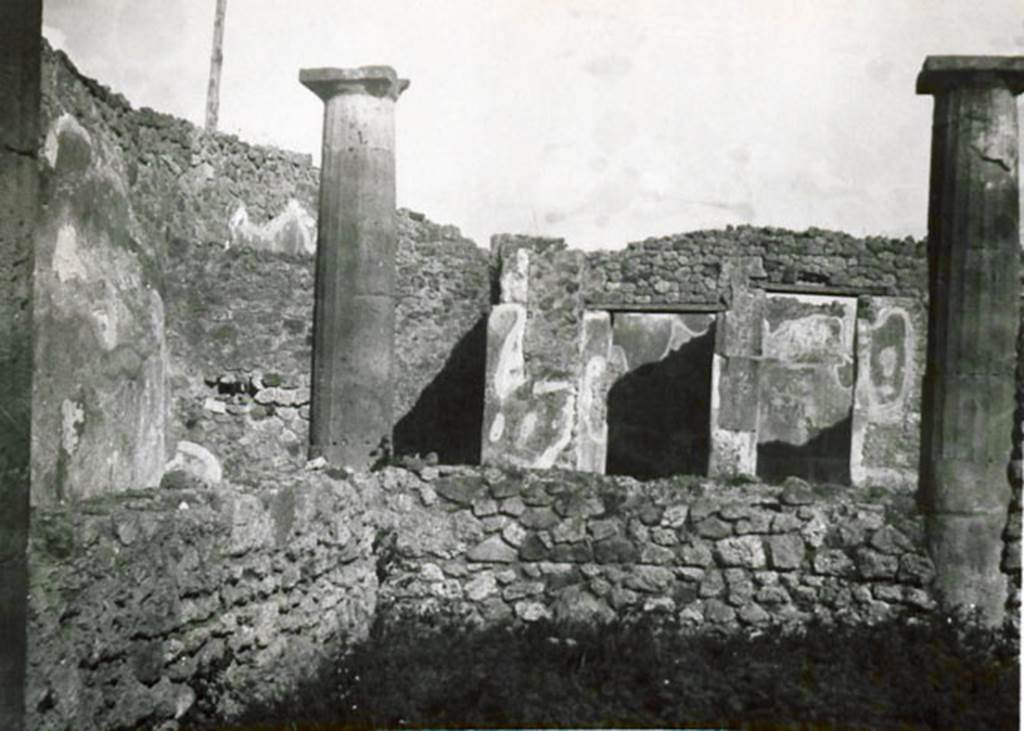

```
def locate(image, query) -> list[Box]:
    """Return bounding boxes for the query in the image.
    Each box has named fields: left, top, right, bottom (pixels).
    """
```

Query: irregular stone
left=499, top=496, right=526, bottom=517
left=503, top=580, right=545, bottom=601
left=551, top=517, right=586, bottom=543
left=855, top=548, right=899, bottom=580
left=650, top=527, right=678, bottom=546
left=699, top=570, right=725, bottom=598
left=466, top=535, right=518, bottom=563
left=662, top=504, right=689, bottom=529
left=869, top=526, right=912, bottom=555
left=643, top=596, right=676, bottom=613
left=735, top=513, right=773, bottom=534
left=766, top=534, right=806, bottom=570
left=640, top=544, right=675, bottom=565
left=637, top=501, right=664, bottom=526
left=519, top=533, right=550, bottom=561
left=472, top=498, right=499, bottom=517
left=608, top=586, right=639, bottom=609
left=593, top=536, right=639, bottom=564
left=549, top=543, right=593, bottom=563
left=501, top=521, right=527, bottom=547
left=771, top=512, right=803, bottom=533
left=435, top=476, right=485, bottom=505
left=677, top=541, right=713, bottom=567
left=515, top=600, right=550, bottom=622
left=553, top=493, right=605, bottom=518
left=624, top=566, right=674, bottom=593
left=738, top=603, right=771, bottom=625
left=755, top=585, right=790, bottom=605
left=813, top=549, right=855, bottom=577
left=703, top=599, right=736, bottom=623
left=551, top=586, right=614, bottom=625
left=780, top=478, right=814, bottom=505
left=520, top=507, right=560, bottom=530
left=715, top=536, right=766, bottom=568
left=589, top=518, right=619, bottom=541
left=696, top=516, right=733, bottom=539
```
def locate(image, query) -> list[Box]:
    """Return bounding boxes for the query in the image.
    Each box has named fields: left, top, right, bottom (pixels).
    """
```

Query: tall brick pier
left=300, top=66, right=408, bottom=470
left=917, top=56, right=1024, bottom=624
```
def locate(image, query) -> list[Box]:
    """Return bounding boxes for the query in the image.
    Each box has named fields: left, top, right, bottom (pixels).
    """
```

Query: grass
left=192, top=608, right=1019, bottom=731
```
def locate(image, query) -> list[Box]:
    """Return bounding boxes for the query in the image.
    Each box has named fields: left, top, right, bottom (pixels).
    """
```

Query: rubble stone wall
left=374, top=467, right=937, bottom=630
left=27, top=472, right=381, bottom=731
left=27, top=465, right=942, bottom=730
left=163, top=212, right=490, bottom=480
left=43, top=45, right=492, bottom=482
left=584, top=227, right=927, bottom=306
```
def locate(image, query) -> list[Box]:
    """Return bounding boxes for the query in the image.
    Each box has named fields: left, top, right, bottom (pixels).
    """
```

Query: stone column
left=0, top=3, right=40, bottom=727
left=300, top=67, right=408, bottom=470
left=917, top=56, right=1024, bottom=624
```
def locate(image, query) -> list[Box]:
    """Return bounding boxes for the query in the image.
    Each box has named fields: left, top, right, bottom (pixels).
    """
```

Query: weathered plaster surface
left=32, top=108, right=166, bottom=505
left=851, top=298, right=924, bottom=489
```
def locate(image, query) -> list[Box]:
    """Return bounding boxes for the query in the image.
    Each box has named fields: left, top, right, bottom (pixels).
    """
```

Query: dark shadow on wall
left=606, top=328, right=715, bottom=480
left=393, top=316, right=487, bottom=465
left=757, top=415, right=853, bottom=485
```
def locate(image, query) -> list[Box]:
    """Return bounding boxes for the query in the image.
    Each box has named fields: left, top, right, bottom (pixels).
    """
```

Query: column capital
left=917, top=55, right=1024, bottom=95
left=299, top=66, right=409, bottom=102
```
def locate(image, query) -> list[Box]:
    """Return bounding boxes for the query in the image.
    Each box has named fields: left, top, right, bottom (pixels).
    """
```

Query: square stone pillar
left=708, top=285, right=765, bottom=478
left=917, top=56, right=1024, bottom=624
left=0, top=3, right=41, bottom=727
left=481, top=236, right=585, bottom=469
left=300, top=67, right=408, bottom=470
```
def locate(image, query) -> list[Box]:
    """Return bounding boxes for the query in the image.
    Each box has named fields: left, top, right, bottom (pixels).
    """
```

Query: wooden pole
left=205, top=0, right=227, bottom=131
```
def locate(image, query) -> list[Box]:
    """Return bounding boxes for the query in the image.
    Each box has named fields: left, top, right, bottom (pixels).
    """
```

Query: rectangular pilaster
left=708, top=289, right=765, bottom=477
left=481, top=237, right=585, bottom=469
left=850, top=296, right=925, bottom=489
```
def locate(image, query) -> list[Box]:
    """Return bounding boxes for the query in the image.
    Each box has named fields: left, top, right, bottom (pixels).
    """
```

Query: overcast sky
left=42, top=0, right=1024, bottom=250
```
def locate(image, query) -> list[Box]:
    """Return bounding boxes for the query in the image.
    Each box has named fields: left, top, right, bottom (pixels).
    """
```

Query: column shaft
left=918, top=58, right=1024, bottom=624
left=301, top=68, right=406, bottom=470
left=0, top=2, right=41, bottom=727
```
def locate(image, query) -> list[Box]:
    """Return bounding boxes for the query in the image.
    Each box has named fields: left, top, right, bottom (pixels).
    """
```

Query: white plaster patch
left=532, top=379, right=572, bottom=396
left=60, top=399, right=85, bottom=455
left=165, top=440, right=223, bottom=484
left=53, top=223, right=87, bottom=283
left=228, top=199, right=316, bottom=255
left=535, top=393, right=577, bottom=470
left=44, top=113, right=92, bottom=168
left=492, top=305, right=527, bottom=401
left=709, top=427, right=758, bottom=477
left=488, top=412, right=505, bottom=442
left=500, top=248, right=530, bottom=304
left=519, top=412, right=538, bottom=442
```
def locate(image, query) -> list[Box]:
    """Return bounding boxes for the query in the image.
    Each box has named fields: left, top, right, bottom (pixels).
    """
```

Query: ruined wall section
left=32, top=45, right=168, bottom=505
left=164, top=212, right=490, bottom=480
left=27, top=472, right=380, bottom=731
left=27, top=466, right=940, bottom=730
left=370, top=468, right=936, bottom=629
left=45, top=47, right=319, bottom=258
left=44, top=46, right=491, bottom=480
left=584, top=227, right=927, bottom=306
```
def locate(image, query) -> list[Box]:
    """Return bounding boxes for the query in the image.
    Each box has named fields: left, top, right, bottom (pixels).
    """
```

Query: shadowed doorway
left=606, top=313, right=716, bottom=480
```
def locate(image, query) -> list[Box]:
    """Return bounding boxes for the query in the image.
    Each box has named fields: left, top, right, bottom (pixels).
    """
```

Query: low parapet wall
left=27, top=472, right=380, bottom=731
left=373, top=468, right=937, bottom=629
left=27, top=465, right=949, bottom=730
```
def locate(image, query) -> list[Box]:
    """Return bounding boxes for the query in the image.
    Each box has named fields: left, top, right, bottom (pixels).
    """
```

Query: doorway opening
left=606, top=313, right=716, bottom=480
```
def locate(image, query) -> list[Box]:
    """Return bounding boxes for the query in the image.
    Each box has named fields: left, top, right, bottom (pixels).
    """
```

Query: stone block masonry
left=372, top=467, right=937, bottom=631
left=27, top=465, right=940, bottom=729
left=27, top=471, right=381, bottom=731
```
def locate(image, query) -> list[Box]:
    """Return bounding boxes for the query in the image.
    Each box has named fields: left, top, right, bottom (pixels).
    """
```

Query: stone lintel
left=917, top=55, right=1024, bottom=95
left=299, top=66, right=409, bottom=101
